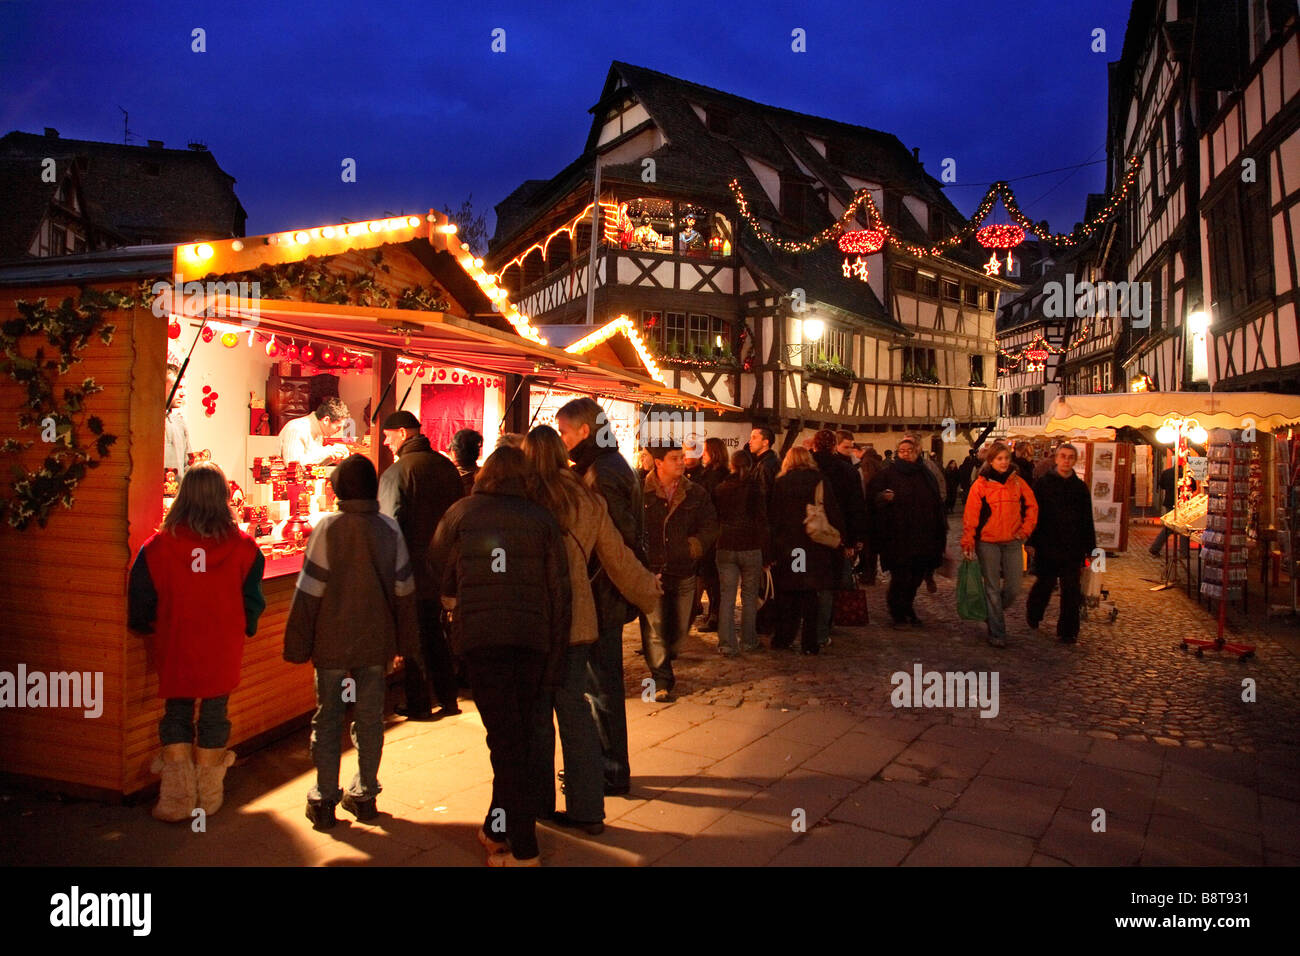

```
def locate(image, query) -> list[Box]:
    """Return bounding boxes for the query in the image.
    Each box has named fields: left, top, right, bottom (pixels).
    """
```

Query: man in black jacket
left=643, top=440, right=718, bottom=701
left=748, top=426, right=780, bottom=499
left=556, top=397, right=644, bottom=795
left=867, top=438, right=946, bottom=628
left=378, top=411, right=465, bottom=720
left=1025, top=443, right=1096, bottom=643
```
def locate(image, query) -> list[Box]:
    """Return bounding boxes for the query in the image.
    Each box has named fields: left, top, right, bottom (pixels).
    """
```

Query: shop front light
left=1155, top=424, right=1176, bottom=444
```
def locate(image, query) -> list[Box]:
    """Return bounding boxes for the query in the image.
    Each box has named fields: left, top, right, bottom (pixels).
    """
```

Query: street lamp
left=785, top=315, right=825, bottom=361
left=1188, top=308, right=1210, bottom=383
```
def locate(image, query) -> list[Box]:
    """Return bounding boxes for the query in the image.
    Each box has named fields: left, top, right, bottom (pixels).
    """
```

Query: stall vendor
left=164, top=363, right=192, bottom=474
left=278, top=397, right=350, bottom=465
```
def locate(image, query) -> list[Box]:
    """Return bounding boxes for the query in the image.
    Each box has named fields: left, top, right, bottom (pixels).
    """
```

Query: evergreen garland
left=0, top=289, right=130, bottom=530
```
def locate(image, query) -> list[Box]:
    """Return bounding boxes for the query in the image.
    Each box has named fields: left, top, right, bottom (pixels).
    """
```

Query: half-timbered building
left=487, top=62, right=1012, bottom=451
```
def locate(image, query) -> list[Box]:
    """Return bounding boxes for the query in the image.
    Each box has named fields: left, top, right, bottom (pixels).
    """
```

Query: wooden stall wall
left=0, top=287, right=142, bottom=795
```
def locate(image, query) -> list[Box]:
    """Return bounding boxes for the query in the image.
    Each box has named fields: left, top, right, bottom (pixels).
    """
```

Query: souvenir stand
left=0, top=212, right=734, bottom=798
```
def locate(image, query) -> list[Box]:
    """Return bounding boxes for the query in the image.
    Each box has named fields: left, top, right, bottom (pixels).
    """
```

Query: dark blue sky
left=2, top=0, right=1135, bottom=242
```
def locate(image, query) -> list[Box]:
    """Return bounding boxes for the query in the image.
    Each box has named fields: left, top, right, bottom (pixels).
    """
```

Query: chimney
left=912, top=146, right=920, bottom=162
left=187, top=141, right=208, bottom=151
left=44, top=127, right=59, bottom=138
left=147, top=139, right=164, bottom=149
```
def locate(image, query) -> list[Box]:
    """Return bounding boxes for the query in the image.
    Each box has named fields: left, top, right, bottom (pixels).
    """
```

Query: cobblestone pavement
left=626, top=520, right=1300, bottom=753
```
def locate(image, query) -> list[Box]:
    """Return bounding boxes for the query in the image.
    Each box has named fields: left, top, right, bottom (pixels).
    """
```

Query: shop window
left=621, top=198, right=674, bottom=255
left=941, top=278, right=960, bottom=302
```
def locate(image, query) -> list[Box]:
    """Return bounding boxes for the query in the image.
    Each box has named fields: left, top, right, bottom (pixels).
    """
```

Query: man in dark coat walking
left=378, top=411, right=465, bottom=720
left=1026, top=443, right=1096, bottom=643
left=866, top=437, right=947, bottom=628
left=812, top=429, right=867, bottom=642
left=748, top=426, right=780, bottom=500
left=555, top=397, right=645, bottom=795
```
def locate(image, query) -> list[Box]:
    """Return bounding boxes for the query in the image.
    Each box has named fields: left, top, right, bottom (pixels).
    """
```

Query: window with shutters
left=1206, top=177, right=1273, bottom=319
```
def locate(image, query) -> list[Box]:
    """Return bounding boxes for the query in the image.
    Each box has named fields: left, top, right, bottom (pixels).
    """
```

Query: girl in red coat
left=129, top=462, right=266, bottom=821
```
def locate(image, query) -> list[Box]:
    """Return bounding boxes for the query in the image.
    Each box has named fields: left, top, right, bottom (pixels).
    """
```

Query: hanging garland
left=0, top=289, right=131, bottom=530
left=728, top=155, right=1142, bottom=258
left=997, top=333, right=1065, bottom=372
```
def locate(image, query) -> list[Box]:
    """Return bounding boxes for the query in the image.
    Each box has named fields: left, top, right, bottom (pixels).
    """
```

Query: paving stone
left=947, top=775, right=1065, bottom=838
left=1259, top=795, right=1300, bottom=856
left=1038, top=806, right=1145, bottom=866
left=1141, top=814, right=1264, bottom=866
left=1029, top=852, right=1071, bottom=866
left=1163, top=746, right=1258, bottom=787
left=850, top=715, right=935, bottom=743
left=732, top=771, right=858, bottom=829
left=1084, top=738, right=1166, bottom=777
left=895, top=740, right=992, bottom=777
left=652, top=810, right=798, bottom=866
left=769, top=821, right=912, bottom=866
left=655, top=717, right=772, bottom=761
left=1061, top=763, right=1158, bottom=824
left=828, top=782, right=942, bottom=838
left=623, top=745, right=715, bottom=797
left=902, top=819, right=1036, bottom=867
left=770, top=708, right=862, bottom=747
left=699, top=735, right=823, bottom=787
left=618, top=775, right=761, bottom=836
left=1153, top=768, right=1261, bottom=834
left=799, top=732, right=908, bottom=782
left=980, top=738, right=1084, bottom=789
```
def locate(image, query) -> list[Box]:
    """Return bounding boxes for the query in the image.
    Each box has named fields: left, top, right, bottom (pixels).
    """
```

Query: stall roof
left=546, top=316, right=664, bottom=384
left=218, top=297, right=738, bottom=412
left=1043, top=392, right=1300, bottom=433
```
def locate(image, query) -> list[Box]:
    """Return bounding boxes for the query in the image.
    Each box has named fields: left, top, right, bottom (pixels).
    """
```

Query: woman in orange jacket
left=961, top=443, right=1038, bottom=647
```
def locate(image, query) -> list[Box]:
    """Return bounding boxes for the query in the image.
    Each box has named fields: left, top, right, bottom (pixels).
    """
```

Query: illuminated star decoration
left=983, top=253, right=1002, bottom=276
left=851, top=257, right=869, bottom=282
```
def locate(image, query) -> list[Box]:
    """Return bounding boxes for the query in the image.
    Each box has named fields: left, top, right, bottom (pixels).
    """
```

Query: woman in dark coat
left=693, top=437, right=730, bottom=630
left=768, top=447, right=844, bottom=654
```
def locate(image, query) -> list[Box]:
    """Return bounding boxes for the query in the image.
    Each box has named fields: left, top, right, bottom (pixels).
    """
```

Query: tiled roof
left=490, top=61, right=1001, bottom=333
left=0, top=131, right=246, bottom=260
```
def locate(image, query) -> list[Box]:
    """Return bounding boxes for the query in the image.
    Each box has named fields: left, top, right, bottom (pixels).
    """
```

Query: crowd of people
left=127, top=400, right=1095, bottom=865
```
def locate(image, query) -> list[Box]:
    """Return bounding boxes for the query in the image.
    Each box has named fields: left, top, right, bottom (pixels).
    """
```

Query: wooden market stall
left=0, top=211, right=732, bottom=799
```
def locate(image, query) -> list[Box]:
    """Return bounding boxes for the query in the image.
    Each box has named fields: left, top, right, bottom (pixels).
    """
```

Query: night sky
left=2, top=0, right=1134, bottom=245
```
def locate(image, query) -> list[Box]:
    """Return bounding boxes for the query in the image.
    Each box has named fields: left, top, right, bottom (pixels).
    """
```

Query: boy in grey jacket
left=285, top=455, right=421, bottom=829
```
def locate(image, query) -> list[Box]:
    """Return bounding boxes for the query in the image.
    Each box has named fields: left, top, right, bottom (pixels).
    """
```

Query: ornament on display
left=837, top=229, right=884, bottom=278
left=221, top=332, right=239, bottom=348
left=977, top=223, right=1024, bottom=276
left=167, top=321, right=181, bottom=339
left=266, top=339, right=279, bottom=358
left=286, top=343, right=299, bottom=360
left=201, top=386, right=219, bottom=417
left=301, top=346, right=315, bottom=362
left=201, top=327, right=214, bottom=343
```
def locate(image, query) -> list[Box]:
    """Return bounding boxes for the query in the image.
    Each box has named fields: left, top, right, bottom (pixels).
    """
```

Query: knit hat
left=330, top=454, right=378, bottom=500
left=381, top=410, right=421, bottom=431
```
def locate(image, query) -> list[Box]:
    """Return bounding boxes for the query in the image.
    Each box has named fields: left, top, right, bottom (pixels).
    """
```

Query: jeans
left=160, top=695, right=230, bottom=748
left=774, top=588, right=820, bottom=652
left=466, top=646, right=548, bottom=860
left=978, top=540, right=1024, bottom=641
left=716, top=549, right=763, bottom=652
left=310, top=665, right=386, bottom=803
left=533, top=643, right=603, bottom=822
left=1026, top=557, right=1083, bottom=640
left=643, top=574, right=696, bottom=692
left=816, top=590, right=834, bottom=645
left=1149, top=525, right=1190, bottom=556
left=586, top=616, right=630, bottom=790
left=404, top=599, right=459, bottom=713
left=885, top=556, right=929, bottom=622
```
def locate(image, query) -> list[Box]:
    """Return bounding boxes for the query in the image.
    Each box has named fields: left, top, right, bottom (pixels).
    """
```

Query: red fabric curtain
left=419, top=383, right=484, bottom=456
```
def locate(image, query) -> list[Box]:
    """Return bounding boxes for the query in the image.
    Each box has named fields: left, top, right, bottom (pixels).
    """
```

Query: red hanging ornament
left=167, top=321, right=181, bottom=339
left=416, top=366, right=426, bottom=378
left=285, top=343, right=299, bottom=360
left=437, top=369, right=446, bottom=381
left=301, top=346, right=315, bottom=362
left=201, top=327, right=214, bottom=343
left=266, top=341, right=279, bottom=358
left=976, top=224, right=1026, bottom=250
left=451, top=371, right=459, bottom=383
left=321, top=348, right=334, bottom=365
left=837, top=229, right=885, bottom=255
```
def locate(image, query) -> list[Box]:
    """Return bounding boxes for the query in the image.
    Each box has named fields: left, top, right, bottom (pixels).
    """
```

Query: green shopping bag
left=957, top=558, right=987, bottom=621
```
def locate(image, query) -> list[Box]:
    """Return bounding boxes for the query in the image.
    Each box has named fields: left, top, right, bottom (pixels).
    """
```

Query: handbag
left=804, top=480, right=843, bottom=548
left=956, top=558, right=988, bottom=621
left=756, top=566, right=774, bottom=609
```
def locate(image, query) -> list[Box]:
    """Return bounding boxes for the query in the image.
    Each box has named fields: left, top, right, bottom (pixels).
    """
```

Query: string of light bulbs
left=727, top=155, right=1143, bottom=258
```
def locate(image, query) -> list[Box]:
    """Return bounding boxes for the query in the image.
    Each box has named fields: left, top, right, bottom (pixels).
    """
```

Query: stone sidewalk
left=1, top=520, right=1296, bottom=866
